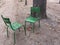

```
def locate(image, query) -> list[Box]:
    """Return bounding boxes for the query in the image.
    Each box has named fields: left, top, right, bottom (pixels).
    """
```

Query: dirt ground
left=0, top=0, right=60, bottom=45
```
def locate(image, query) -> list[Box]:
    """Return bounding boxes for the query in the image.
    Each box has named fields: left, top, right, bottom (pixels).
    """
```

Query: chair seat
left=9, top=22, right=22, bottom=31
left=25, top=16, right=38, bottom=23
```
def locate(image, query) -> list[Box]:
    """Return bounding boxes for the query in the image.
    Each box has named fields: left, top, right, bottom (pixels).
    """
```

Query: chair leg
left=7, top=27, right=9, bottom=37
left=14, top=32, right=16, bottom=45
left=30, top=22, right=32, bottom=25
left=39, top=20, right=40, bottom=27
left=32, top=23, right=35, bottom=33
left=24, top=21, right=26, bottom=35
left=18, top=28, right=20, bottom=32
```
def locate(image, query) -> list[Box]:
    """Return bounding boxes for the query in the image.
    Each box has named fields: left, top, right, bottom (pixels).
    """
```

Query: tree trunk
left=33, top=0, right=47, bottom=19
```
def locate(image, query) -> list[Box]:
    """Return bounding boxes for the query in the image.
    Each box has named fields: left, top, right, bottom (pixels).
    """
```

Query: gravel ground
left=0, top=0, right=60, bottom=45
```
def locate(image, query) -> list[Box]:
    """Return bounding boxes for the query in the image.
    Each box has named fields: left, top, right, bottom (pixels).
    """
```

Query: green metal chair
left=1, top=15, right=26, bottom=45
left=25, top=7, right=41, bottom=34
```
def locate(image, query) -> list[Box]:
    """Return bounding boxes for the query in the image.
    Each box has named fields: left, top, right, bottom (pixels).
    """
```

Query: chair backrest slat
left=31, top=7, right=40, bottom=18
left=1, top=15, right=14, bottom=29
left=1, top=15, right=11, bottom=24
left=1, top=15, right=14, bottom=30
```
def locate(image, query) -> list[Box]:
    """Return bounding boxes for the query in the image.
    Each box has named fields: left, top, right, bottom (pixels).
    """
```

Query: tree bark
left=33, top=0, right=47, bottom=19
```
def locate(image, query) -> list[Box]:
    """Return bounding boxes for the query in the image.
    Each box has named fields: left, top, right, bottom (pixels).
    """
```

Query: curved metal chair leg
left=14, top=32, right=16, bottom=45
left=25, top=21, right=26, bottom=35
left=7, top=27, right=9, bottom=37
left=39, top=20, right=40, bottom=27
left=18, top=28, right=20, bottom=32
left=32, top=23, right=35, bottom=33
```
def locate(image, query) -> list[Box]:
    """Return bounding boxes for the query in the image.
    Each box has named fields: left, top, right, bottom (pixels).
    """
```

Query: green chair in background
left=25, top=7, right=41, bottom=34
left=1, top=15, right=26, bottom=45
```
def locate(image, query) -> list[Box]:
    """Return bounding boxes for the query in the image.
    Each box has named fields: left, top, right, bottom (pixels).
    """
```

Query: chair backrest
left=31, top=7, right=40, bottom=18
left=1, top=15, right=13, bottom=29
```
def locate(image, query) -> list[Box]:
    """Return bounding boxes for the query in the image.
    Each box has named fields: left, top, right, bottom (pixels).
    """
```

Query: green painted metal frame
left=1, top=15, right=26, bottom=45
left=25, top=7, right=41, bottom=34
